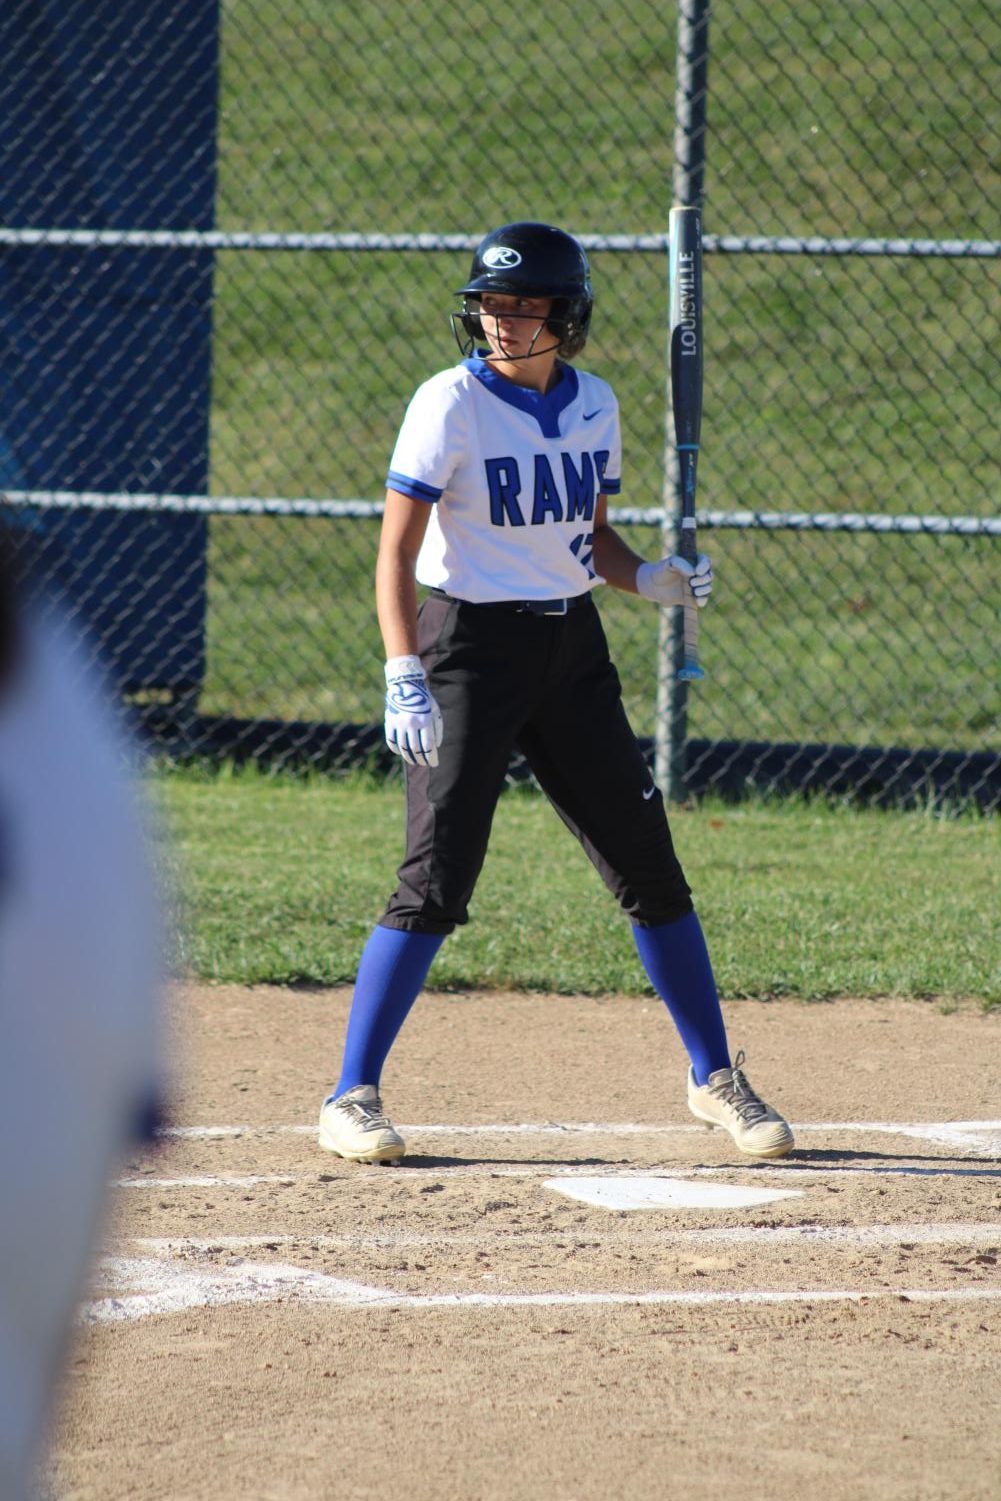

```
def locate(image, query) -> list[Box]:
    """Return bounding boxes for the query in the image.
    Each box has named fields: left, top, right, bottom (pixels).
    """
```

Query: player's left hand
left=635, top=553, right=713, bottom=608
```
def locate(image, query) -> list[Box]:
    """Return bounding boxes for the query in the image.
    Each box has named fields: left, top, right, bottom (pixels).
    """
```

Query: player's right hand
left=636, top=553, right=714, bottom=608
left=384, top=656, right=443, bottom=768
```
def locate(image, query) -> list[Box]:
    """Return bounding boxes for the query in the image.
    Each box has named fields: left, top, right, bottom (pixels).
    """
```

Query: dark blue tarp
left=0, top=0, right=219, bottom=696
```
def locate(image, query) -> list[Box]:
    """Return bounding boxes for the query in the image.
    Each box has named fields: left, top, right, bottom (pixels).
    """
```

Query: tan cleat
left=687, top=1051, right=794, bottom=1159
left=318, top=1084, right=406, bottom=1164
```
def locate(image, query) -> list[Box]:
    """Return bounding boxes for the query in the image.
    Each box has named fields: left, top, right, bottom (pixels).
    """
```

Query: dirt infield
left=51, top=985, right=1000, bottom=1501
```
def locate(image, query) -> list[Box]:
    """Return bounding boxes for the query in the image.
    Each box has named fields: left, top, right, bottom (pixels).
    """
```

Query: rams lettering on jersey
left=484, top=451, right=610, bottom=527
left=387, top=359, right=622, bottom=603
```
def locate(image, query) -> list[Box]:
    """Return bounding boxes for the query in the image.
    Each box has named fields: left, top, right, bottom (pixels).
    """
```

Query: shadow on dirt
left=395, top=1154, right=632, bottom=1170
left=384, top=1147, right=1001, bottom=1178
left=740, top=1146, right=1001, bottom=1177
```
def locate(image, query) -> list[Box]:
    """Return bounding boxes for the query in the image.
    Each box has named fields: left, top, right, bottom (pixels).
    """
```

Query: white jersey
left=387, top=357, right=622, bottom=602
left=0, top=611, right=162, bottom=1501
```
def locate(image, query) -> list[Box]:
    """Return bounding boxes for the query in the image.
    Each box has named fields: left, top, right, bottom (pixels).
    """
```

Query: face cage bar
left=450, top=299, right=580, bottom=361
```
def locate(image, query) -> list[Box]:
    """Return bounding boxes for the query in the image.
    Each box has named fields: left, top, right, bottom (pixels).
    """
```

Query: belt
left=430, top=589, right=588, bottom=617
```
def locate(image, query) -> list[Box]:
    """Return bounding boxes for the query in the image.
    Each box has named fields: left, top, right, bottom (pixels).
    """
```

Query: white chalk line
left=156, top=1119, right=1001, bottom=1153
left=114, top=1159, right=1001, bottom=1188
left=95, top=1121, right=1001, bottom=1324
left=157, top=1123, right=712, bottom=1139
left=129, top=1223, right=1001, bottom=1252
left=82, top=1253, right=1001, bottom=1324
left=116, top=1119, right=1001, bottom=1189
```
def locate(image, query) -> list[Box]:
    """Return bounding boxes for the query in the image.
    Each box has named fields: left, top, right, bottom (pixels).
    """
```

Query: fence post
left=655, top=0, right=711, bottom=799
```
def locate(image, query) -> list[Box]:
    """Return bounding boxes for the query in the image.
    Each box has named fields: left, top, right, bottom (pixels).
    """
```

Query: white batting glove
left=384, top=655, right=443, bottom=769
left=635, top=553, right=714, bottom=609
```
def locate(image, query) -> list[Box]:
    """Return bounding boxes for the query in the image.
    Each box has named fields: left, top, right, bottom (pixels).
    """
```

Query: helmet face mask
left=451, top=222, right=593, bottom=360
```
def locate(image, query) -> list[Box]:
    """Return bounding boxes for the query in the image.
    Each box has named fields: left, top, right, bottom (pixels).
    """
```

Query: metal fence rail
left=1, top=0, right=998, bottom=806
left=4, top=228, right=1000, bottom=256
left=4, top=489, right=996, bottom=807
left=6, top=492, right=999, bottom=534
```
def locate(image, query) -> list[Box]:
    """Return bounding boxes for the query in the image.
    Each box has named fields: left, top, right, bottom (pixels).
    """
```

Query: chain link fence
left=1, top=0, right=998, bottom=805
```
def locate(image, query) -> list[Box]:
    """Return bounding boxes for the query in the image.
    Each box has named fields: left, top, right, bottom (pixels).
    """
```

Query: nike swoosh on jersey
left=583, top=410, right=602, bottom=420
left=642, top=786, right=657, bottom=800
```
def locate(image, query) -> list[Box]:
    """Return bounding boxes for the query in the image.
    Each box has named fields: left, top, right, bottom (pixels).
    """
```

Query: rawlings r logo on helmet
left=452, top=221, right=595, bottom=362
left=482, top=245, right=522, bottom=269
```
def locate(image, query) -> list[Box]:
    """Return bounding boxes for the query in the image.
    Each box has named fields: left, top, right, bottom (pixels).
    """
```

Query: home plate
left=545, top=1177, right=803, bottom=1211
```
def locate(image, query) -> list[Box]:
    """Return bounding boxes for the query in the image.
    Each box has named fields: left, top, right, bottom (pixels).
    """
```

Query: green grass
left=207, top=240, right=1000, bottom=517
left=196, top=1, right=1001, bottom=761
left=202, top=513, right=999, bottom=749
left=152, top=766, right=1000, bottom=1006
left=208, top=0, right=1000, bottom=509
left=215, top=0, right=998, bottom=239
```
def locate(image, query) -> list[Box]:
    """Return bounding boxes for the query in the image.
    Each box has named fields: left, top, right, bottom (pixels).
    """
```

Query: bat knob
left=677, top=664, right=705, bottom=683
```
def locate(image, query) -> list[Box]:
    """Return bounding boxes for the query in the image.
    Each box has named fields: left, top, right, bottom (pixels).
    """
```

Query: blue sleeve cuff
left=387, top=470, right=442, bottom=504
left=601, top=477, right=622, bottom=495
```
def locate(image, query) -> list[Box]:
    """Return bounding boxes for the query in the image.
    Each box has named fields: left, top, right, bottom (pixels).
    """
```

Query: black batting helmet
left=454, top=222, right=594, bottom=358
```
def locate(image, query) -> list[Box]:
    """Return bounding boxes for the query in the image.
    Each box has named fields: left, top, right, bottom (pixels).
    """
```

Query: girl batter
left=319, top=222, right=792, bottom=1164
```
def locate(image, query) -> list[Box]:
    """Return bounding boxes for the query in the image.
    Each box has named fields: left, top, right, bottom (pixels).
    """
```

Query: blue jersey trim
left=602, top=477, right=622, bottom=495
left=463, top=357, right=580, bottom=440
left=387, top=470, right=441, bottom=503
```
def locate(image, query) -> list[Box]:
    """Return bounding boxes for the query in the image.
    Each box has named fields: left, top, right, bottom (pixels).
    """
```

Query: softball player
left=0, top=543, right=163, bottom=1501
left=319, top=222, right=792, bottom=1165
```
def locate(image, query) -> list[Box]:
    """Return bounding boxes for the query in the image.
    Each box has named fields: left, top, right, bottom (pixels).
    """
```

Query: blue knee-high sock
left=632, top=910, right=730, bottom=1087
left=333, top=925, right=444, bottom=1096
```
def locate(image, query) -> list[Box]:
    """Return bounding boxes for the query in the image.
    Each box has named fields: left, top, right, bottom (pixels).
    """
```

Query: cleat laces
left=336, top=1092, right=393, bottom=1134
left=707, top=1050, right=769, bottom=1124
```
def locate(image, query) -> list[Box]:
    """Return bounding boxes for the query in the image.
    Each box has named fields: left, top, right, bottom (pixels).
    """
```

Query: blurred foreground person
left=0, top=535, right=163, bottom=1501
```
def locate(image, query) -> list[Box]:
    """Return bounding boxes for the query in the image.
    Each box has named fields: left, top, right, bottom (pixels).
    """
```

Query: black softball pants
left=380, top=592, right=693, bottom=935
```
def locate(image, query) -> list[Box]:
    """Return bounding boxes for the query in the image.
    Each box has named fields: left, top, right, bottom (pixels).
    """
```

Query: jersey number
left=569, top=531, right=596, bottom=579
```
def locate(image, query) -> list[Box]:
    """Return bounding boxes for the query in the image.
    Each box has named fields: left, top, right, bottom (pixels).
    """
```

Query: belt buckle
left=541, top=598, right=568, bottom=616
